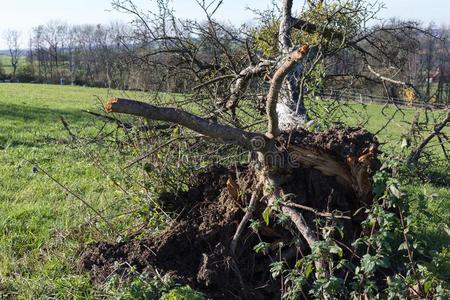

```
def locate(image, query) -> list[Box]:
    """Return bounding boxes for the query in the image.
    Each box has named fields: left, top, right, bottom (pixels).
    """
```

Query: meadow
left=0, top=83, right=448, bottom=298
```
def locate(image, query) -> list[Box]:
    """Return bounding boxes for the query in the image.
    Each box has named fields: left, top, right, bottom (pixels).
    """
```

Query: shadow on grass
left=0, top=102, right=98, bottom=149
left=0, top=137, right=44, bottom=149
left=426, top=173, right=450, bottom=188
left=0, top=102, right=89, bottom=123
left=419, top=165, right=450, bottom=189
left=414, top=229, right=450, bottom=281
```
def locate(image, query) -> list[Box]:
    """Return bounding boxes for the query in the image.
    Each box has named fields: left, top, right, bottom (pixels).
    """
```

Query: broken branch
left=105, top=97, right=262, bottom=150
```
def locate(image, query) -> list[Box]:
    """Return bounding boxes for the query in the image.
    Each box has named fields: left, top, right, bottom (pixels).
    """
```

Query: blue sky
left=0, top=0, right=449, bottom=48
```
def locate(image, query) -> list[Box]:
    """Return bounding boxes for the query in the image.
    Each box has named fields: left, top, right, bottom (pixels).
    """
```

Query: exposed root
left=79, top=127, right=380, bottom=299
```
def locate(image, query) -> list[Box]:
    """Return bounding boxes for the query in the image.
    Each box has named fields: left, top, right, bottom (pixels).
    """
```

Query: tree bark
left=266, top=45, right=311, bottom=137
left=276, top=0, right=322, bottom=131
left=105, top=97, right=263, bottom=150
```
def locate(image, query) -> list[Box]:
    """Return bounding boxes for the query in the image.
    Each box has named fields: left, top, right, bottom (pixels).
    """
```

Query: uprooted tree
left=79, top=0, right=447, bottom=298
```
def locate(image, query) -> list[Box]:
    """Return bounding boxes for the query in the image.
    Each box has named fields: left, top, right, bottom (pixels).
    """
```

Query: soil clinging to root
left=79, top=127, right=380, bottom=299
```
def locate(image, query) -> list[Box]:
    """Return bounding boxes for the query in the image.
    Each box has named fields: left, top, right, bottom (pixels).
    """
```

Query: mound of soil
left=79, top=127, right=380, bottom=299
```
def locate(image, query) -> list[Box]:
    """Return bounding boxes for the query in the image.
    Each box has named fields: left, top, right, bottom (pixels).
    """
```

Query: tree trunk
left=276, top=0, right=320, bottom=131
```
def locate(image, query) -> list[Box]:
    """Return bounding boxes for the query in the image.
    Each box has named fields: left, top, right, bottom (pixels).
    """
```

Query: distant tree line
left=325, top=22, right=450, bottom=104
left=24, top=21, right=130, bottom=87
left=1, top=18, right=449, bottom=104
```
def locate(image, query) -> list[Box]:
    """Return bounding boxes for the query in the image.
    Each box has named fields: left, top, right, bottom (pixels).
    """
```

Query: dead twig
left=23, top=159, right=116, bottom=233
left=283, top=202, right=351, bottom=220
left=436, top=134, right=450, bottom=163
left=398, top=207, right=423, bottom=295
left=408, top=111, right=449, bottom=165
left=123, top=136, right=201, bottom=170
left=230, top=184, right=263, bottom=255
left=60, top=116, right=77, bottom=141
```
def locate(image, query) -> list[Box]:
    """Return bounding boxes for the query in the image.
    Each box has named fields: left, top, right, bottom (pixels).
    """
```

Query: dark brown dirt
left=79, top=127, right=380, bottom=299
left=288, top=127, right=379, bottom=157
left=80, top=165, right=254, bottom=298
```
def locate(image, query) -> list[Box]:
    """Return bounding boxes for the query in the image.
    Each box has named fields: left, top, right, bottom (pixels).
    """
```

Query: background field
left=0, top=55, right=27, bottom=76
left=0, top=83, right=448, bottom=297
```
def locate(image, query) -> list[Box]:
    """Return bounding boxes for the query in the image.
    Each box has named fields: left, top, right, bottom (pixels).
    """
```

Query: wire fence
left=318, top=90, right=448, bottom=110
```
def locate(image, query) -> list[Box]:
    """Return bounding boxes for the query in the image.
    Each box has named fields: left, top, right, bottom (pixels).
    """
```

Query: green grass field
left=0, top=84, right=153, bottom=298
left=0, top=83, right=448, bottom=298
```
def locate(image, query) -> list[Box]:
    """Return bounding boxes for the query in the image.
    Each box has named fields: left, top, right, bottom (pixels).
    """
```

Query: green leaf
left=304, top=262, right=313, bottom=278
left=373, top=180, right=387, bottom=197
left=336, top=225, right=345, bottom=239
left=171, top=126, right=180, bottom=138
left=262, top=206, right=271, bottom=225
left=398, top=241, right=408, bottom=251
left=360, top=254, right=377, bottom=274
left=249, top=219, right=261, bottom=232
left=295, top=258, right=304, bottom=269
left=269, top=261, right=285, bottom=278
left=389, top=185, right=403, bottom=199
left=329, top=244, right=343, bottom=257
left=336, top=259, right=348, bottom=270
left=143, top=162, right=154, bottom=173
left=253, top=242, right=270, bottom=254
left=377, top=256, right=390, bottom=268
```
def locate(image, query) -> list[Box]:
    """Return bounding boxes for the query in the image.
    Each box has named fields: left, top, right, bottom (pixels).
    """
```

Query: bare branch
left=192, top=74, right=236, bottom=90
left=291, top=18, right=344, bottom=41
left=283, top=202, right=351, bottom=220
left=367, top=64, right=423, bottom=100
left=408, top=111, right=450, bottom=165
left=226, top=60, right=271, bottom=111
